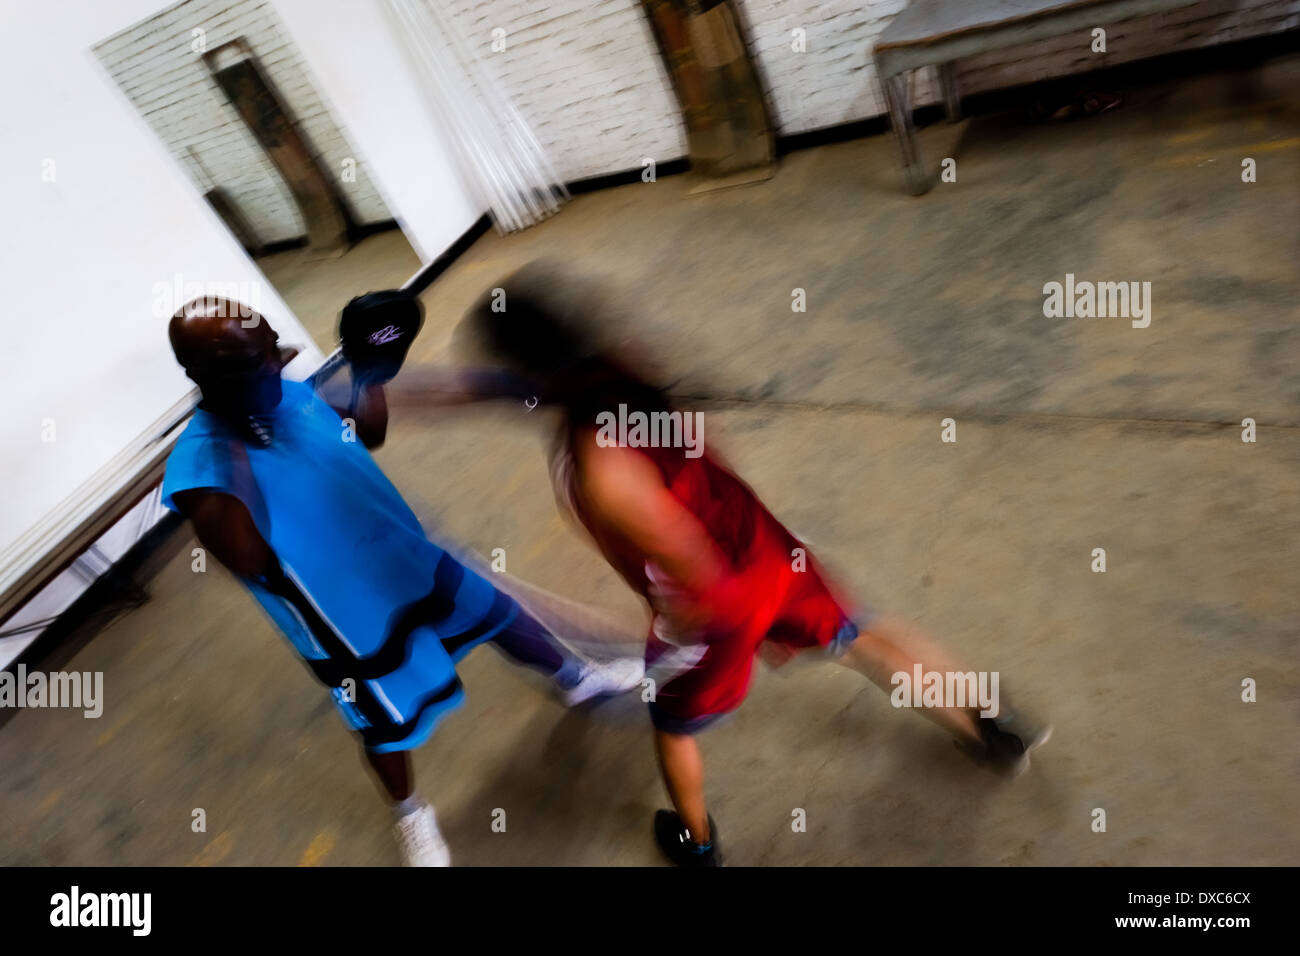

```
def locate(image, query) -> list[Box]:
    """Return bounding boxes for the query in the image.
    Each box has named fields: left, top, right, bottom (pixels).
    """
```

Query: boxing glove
left=338, top=289, right=424, bottom=386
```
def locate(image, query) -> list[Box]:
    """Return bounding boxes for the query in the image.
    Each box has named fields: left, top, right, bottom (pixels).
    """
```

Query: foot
left=958, top=713, right=1053, bottom=779
left=654, top=809, right=722, bottom=867
left=562, top=656, right=645, bottom=707
left=393, top=802, right=451, bottom=867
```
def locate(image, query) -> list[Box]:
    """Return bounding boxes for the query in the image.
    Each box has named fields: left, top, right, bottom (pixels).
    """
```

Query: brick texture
left=439, top=0, right=688, bottom=183
left=95, top=0, right=1299, bottom=226
left=439, top=0, right=1297, bottom=176
left=95, top=0, right=393, bottom=245
left=738, top=0, right=1300, bottom=134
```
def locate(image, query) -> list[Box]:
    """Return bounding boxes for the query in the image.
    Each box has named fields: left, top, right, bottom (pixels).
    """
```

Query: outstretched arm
left=314, top=364, right=535, bottom=443
left=380, top=365, right=541, bottom=408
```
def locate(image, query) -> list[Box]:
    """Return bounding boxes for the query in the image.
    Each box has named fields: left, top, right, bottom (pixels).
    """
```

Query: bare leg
left=490, top=608, right=585, bottom=689
left=366, top=745, right=451, bottom=866
left=838, top=615, right=984, bottom=746
left=654, top=729, right=711, bottom=843
left=363, top=747, right=414, bottom=802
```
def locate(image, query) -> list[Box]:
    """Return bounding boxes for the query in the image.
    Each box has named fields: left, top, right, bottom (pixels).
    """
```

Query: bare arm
left=172, top=488, right=273, bottom=579
left=315, top=365, right=531, bottom=447
left=314, top=377, right=389, bottom=449
left=344, top=382, right=388, bottom=449
left=575, top=433, right=731, bottom=600
left=380, top=365, right=539, bottom=408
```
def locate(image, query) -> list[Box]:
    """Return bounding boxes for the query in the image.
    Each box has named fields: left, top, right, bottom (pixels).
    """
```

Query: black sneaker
left=654, top=810, right=722, bottom=867
left=957, top=713, right=1052, bottom=778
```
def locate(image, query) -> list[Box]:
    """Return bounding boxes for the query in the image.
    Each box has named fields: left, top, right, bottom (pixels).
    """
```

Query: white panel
left=0, top=0, right=323, bottom=618
left=271, top=0, right=485, bottom=264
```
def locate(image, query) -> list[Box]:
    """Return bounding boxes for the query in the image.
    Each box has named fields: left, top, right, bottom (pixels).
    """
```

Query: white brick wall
left=95, top=0, right=394, bottom=245
left=738, top=0, right=1300, bottom=134
left=96, top=0, right=1300, bottom=213
left=428, top=0, right=1297, bottom=182
left=739, top=0, right=917, bottom=134
left=440, top=0, right=688, bottom=182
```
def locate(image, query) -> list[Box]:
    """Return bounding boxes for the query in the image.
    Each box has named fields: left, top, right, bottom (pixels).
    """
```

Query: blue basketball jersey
left=161, top=379, right=515, bottom=752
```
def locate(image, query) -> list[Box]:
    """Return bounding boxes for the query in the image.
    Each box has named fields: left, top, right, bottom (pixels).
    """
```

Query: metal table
left=874, top=0, right=1202, bottom=194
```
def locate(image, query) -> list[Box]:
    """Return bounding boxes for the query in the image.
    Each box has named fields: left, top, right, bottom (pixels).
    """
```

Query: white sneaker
left=393, top=802, right=451, bottom=867
left=562, top=656, right=646, bottom=707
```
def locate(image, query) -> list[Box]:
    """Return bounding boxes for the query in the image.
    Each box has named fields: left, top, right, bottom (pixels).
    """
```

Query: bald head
left=170, top=297, right=284, bottom=422
left=169, top=297, right=276, bottom=371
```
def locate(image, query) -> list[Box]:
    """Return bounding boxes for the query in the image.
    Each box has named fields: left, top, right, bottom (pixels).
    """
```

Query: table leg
left=940, top=61, right=961, bottom=121
left=882, top=70, right=928, bottom=195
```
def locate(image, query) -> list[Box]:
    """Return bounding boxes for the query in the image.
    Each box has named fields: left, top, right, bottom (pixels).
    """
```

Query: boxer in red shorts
left=563, top=436, right=861, bottom=732
left=456, top=262, right=1050, bottom=865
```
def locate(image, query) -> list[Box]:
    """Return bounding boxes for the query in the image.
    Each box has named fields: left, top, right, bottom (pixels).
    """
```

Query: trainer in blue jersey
left=162, top=298, right=644, bottom=865
left=163, top=378, right=517, bottom=752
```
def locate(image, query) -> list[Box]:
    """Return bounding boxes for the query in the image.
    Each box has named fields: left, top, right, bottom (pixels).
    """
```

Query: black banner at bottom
left=1, top=865, right=1286, bottom=943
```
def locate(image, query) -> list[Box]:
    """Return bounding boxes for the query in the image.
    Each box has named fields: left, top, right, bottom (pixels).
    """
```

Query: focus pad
left=339, top=289, right=425, bottom=384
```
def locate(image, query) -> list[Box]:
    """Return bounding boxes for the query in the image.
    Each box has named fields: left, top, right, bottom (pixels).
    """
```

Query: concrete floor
left=3, top=55, right=1297, bottom=866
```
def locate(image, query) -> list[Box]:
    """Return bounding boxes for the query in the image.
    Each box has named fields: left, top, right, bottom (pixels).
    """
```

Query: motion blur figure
left=161, top=295, right=642, bottom=866
left=460, top=262, right=1051, bottom=866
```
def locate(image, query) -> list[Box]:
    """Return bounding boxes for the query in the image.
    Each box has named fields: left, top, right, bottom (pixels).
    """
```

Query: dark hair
left=462, top=264, right=670, bottom=425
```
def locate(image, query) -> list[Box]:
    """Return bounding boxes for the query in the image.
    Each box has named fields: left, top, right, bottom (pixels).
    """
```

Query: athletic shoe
left=957, top=712, right=1053, bottom=779
left=393, top=802, right=451, bottom=867
left=654, top=809, right=722, bottom=867
left=562, top=656, right=646, bottom=707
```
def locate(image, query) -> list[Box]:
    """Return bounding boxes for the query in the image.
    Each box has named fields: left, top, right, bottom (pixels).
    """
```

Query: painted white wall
left=0, top=0, right=323, bottom=637
left=0, top=0, right=488, bottom=659
left=271, top=0, right=485, bottom=264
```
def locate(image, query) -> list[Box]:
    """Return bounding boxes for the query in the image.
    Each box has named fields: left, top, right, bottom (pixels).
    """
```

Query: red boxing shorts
left=644, top=517, right=867, bottom=735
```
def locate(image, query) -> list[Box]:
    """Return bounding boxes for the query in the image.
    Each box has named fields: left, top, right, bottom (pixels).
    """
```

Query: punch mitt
left=339, top=289, right=424, bottom=386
